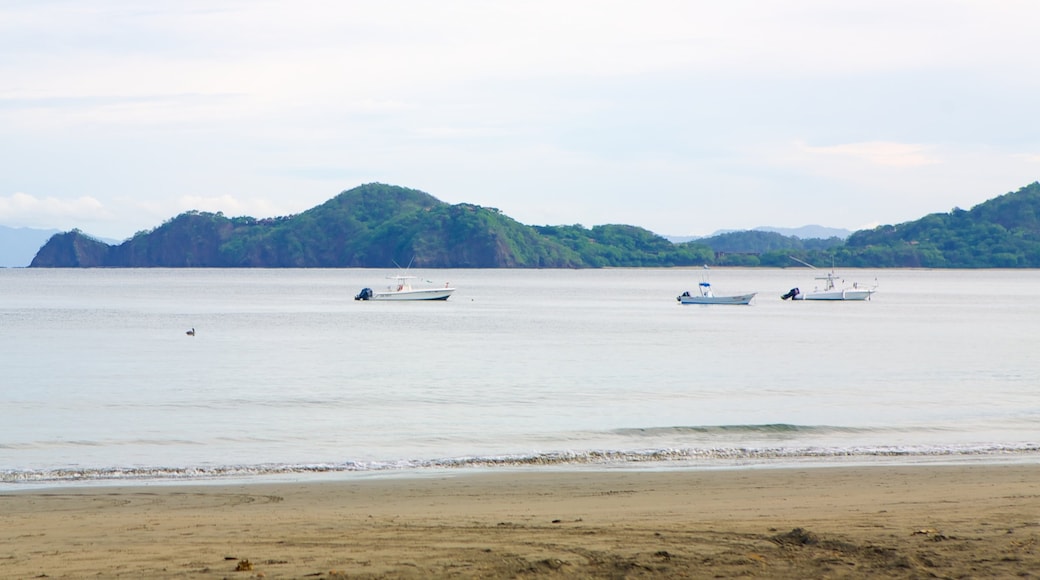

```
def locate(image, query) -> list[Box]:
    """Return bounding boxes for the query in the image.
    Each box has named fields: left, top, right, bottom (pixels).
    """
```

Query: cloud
left=2, top=1, right=1039, bottom=240
left=1012, top=153, right=1040, bottom=164
left=798, top=141, right=943, bottom=168
left=0, top=192, right=110, bottom=227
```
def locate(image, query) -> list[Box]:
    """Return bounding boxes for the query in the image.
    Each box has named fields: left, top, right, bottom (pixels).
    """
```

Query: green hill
left=30, top=183, right=712, bottom=268
left=839, top=181, right=1040, bottom=267
left=702, top=181, right=1040, bottom=268
left=29, top=181, right=1040, bottom=268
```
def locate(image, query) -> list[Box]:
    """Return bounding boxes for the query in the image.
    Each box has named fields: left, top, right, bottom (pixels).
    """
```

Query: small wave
left=609, top=424, right=963, bottom=438
left=612, top=424, right=859, bottom=436
left=4, top=443, right=1040, bottom=484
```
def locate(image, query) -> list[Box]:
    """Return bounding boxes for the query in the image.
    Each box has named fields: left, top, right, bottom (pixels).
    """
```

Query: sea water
left=1, top=267, right=1038, bottom=486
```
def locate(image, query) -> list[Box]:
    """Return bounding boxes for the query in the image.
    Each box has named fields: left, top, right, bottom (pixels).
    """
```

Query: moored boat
left=355, top=275, right=455, bottom=301
left=781, top=258, right=877, bottom=301
left=677, top=268, right=756, bottom=305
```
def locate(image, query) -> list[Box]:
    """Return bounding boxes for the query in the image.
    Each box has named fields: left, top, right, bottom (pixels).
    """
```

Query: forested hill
left=28, top=181, right=1040, bottom=268
left=685, top=181, right=1040, bottom=268
left=838, top=181, right=1040, bottom=267
left=29, top=183, right=715, bottom=268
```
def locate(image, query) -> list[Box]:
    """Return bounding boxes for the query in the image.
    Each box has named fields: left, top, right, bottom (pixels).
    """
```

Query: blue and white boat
left=677, top=268, right=756, bottom=305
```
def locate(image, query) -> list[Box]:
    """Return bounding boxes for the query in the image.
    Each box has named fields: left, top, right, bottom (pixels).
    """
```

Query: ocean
left=2, top=267, right=1038, bottom=487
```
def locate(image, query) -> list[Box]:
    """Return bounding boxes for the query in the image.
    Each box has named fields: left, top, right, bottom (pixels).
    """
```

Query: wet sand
left=2, top=464, right=1039, bottom=578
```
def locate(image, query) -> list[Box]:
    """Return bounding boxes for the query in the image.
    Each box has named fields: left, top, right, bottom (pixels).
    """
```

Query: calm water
left=2, top=267, right=1038, bottom=486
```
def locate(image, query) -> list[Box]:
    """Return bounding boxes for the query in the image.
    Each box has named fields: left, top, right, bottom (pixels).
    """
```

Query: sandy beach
left=2, top=464, right=1039, bottom=578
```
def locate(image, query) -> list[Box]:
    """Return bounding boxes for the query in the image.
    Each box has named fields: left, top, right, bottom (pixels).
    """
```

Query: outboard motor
left=354, top=287, right=373, bottom=301
left=781, top=287, right=800, bottom=300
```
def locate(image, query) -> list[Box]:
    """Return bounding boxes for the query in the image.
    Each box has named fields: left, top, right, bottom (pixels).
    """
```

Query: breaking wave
left=4, top=443, right=1040, bottom=485
left=610, top=424, right=879, bottom=436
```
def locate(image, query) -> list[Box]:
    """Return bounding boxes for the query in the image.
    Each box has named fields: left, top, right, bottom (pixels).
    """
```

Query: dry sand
left=2, top=464, right=1039, bottom=578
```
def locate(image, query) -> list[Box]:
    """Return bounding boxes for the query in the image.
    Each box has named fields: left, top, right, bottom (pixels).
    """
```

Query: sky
left=2, top=1, right=1039, bottom=241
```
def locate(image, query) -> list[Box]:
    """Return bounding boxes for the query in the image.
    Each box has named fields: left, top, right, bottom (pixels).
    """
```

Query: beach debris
left=912, top=527, right=949, bottom=541
left=235, top=559, right=253, bottom=571
left=770, top=527, right=820, bottom=546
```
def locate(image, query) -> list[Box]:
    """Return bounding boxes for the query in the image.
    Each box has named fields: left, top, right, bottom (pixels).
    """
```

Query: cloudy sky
left=2, top=1, right=1038, bottom=240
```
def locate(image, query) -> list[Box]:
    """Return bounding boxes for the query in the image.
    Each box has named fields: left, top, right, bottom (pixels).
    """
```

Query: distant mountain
left=754, top=225, right=851, bottom=239
left=665, top=225, right=850, bottom=244
left=698, top=230, right=844, bottom=254
left=30, top=184, right=713, bottom=268
left=0, top=225, right=62, bottom=267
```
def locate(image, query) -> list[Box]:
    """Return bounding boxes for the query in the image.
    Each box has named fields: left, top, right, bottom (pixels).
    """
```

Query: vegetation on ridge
left=30, top=184, right=700, bottom=268
left=700, top=181, right=1040, bottom=268
left=28, top=181, right=1040, bottom=268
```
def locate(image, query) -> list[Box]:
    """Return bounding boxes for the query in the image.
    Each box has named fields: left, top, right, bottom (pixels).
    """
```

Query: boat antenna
left=391, top=257, right=415, bottom=272
left=788, top=256, right=817, bottom=269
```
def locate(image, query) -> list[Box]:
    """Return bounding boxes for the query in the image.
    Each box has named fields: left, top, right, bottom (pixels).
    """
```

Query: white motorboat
left=677, top=268, right=756, bottom=305
left=781, top=267, right=877, bottom=301
left=355, top=275, right=455, bottom=301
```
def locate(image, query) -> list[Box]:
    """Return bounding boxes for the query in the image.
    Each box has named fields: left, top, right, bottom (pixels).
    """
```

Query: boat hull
left=369, top=288, right=455, bottom=301
left=796, top=289, right=874, bottom=301
left=678, top=293, right=756, bottom=305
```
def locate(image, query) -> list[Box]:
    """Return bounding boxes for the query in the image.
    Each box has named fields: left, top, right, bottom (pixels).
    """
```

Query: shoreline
left=7, top=450, right=1040, bottom=489
left=3, top=463, right=1039, bottom=578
